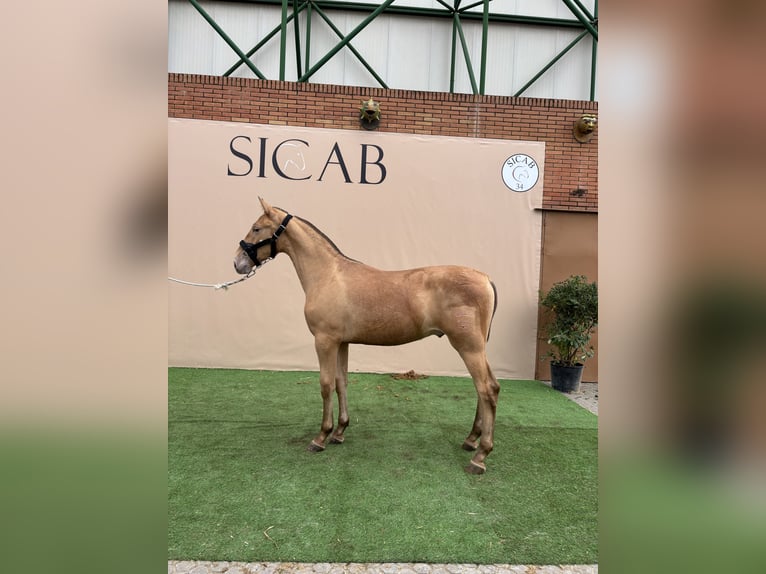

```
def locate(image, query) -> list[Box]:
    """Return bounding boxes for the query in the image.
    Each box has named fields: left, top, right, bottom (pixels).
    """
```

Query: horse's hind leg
left=453, top=344, right=500, bottom=474
left=462, top=403, right=482, bottom=452
left=330, top=343, right=350, bottom=444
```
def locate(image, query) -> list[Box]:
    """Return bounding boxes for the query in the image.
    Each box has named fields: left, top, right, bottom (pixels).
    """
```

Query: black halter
left=239, top=213, right=293, bottom=267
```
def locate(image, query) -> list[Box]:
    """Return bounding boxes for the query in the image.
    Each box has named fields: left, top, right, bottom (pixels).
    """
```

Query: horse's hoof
left=329, top=435, right=345, bottom=444
left=307, top=440, right=325, bottom=452
left=464, top=460, right=486, bottom=475
left=461, top=440, right=478, bottom=451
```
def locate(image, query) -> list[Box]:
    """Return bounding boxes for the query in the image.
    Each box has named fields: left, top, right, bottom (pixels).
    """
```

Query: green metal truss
left=185, top=0, right=598, bottom=100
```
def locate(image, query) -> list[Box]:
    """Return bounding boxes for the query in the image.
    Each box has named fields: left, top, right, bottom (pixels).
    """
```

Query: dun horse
left=234, top=198, right=499, bottom=474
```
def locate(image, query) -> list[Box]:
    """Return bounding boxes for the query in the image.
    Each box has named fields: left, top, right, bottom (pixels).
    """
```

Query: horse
left=233, top=198, right=500, bottom=474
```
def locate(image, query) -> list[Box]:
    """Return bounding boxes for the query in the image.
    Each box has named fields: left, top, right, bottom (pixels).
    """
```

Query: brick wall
left=168, top=74, right=597, bottom=212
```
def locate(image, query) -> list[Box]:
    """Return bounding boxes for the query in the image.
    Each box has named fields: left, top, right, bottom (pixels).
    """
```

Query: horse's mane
left=275, top=206, right=359, bottom=263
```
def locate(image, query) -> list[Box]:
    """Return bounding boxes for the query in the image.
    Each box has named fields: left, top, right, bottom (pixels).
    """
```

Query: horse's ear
left=258, top=197, right=273, bottom=216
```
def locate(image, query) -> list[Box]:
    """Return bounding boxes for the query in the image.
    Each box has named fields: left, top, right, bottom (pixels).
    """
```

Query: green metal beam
left=222, top=3, right=306, bottom=77
left=298, top=0, right=396, bottom=83
left=304, top=2, right=312, bottom=74
left=188, top=0, right=267, bottom=79
left=513, top=29, right=588, bottom=97
left=310, top=2, right=389, bottom=88
left=192, top=0, right=598, bottom=99
left=279, top=0, right=287, bottom=80
left=449, top=13, right=457, bottom=92
left=569, top=0, right=595, bottom=22
left=223, top=0, right=586, bottom=29
left=454, top=13, right=479, bottom=95
left=589, top=0, right=598, bottom=100
left=560, top=0, right=598, bottom=40
left=293, top=0, right=302, bottom=78
left=459, top=0, right=490, bottom=13
left=479, top=0, right=489, bottom=95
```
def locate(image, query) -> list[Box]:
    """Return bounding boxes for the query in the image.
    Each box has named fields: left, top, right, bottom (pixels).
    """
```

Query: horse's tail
left=486, top=279, right=498, bottom=342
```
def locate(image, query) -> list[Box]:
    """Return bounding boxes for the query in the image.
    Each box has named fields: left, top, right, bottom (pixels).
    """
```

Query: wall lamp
left=359, top=97, right=381, bottom=130
left=573, top=113, right=597, bottom=143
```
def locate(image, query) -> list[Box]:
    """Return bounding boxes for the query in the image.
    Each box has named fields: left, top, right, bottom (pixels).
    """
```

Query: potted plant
left=539, top=275, right=598, bottom=392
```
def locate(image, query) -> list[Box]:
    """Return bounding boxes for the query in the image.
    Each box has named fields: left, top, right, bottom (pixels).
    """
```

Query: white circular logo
left=502, top=154, right=540, bottom=192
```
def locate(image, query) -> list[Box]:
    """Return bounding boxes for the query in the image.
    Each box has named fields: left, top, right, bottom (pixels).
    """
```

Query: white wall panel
left=168, top=0, right=597, bottom=100
left=338, top=12, right=391, bottom=88
left=483, top=22, right=518, bottom=96
left=169, top=0, right=218, bottom=74
left=451, top=18, right=484, bottom=95
left=386, top=20, right=433, bottom=91
left=426, top=20, right=454, bottom=94
left=549, top=30, right=594, bottom=98
left=304, top=11, right=348, bottom=84
left=510, top=25, right=557, bottom=97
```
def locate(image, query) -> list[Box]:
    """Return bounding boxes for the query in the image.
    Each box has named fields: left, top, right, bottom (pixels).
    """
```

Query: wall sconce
left=573, top=113, right=598, bottom=143
left=359, top=97, right=381, bottom=130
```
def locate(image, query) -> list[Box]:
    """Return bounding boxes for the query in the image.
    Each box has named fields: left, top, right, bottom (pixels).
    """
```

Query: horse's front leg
left=308, top=336, right=339, bottom=452
left=329, top=343, right=350, bottom=444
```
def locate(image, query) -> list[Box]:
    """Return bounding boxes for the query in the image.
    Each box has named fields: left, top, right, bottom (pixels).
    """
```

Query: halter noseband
left=239, top=213, right=293, bottom=267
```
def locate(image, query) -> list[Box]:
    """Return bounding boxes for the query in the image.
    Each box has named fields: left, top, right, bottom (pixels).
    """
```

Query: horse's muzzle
left=233, top=256, right=252, bottom=275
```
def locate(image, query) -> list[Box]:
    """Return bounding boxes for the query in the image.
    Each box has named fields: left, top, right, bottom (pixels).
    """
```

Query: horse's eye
left=252, top=227, right=260, bottom=233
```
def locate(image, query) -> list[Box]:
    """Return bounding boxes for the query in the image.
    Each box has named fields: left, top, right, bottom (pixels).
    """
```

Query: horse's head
left=233, top=197, right=290, bottom=274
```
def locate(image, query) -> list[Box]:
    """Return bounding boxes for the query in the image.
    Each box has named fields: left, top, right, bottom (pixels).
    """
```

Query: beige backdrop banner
left=169, top=119, right=544, bottom=379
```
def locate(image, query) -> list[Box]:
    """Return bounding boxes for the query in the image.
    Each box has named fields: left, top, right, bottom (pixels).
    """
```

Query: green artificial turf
left=168, top=368, right=597, bottom=564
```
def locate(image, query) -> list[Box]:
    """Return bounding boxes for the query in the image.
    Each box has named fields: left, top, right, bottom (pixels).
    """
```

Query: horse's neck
left=282, top=219, right=346, bottom=293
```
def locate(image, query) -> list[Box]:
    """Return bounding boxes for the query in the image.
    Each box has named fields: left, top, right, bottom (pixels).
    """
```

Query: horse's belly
left=344, top=310, right=427, bottom=346
left=347, top=330, right=426, bottom=346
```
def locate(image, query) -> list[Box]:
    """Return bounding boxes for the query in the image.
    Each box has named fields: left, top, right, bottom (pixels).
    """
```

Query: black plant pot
left=550, top=362, right=584, bottom=393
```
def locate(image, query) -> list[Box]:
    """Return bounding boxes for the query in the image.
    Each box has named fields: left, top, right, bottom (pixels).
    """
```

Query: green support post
left=589, top=0, right=597, bottom=100
left=454, top=13, right=479, bottom=94
left=304, top=1, right=312, bottom=74
left=293, top=0, right=302, bottom=79
left=280, top=0, right=288, bottom=80
left=480, top=0, right=489, bottom=95
left=449, top=13, right=457, bottom=92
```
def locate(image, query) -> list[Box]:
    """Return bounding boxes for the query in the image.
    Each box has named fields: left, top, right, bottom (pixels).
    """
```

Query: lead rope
left=167, top=263, right=264, bottom=291
left=170, top=213, right=290, bottom=291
